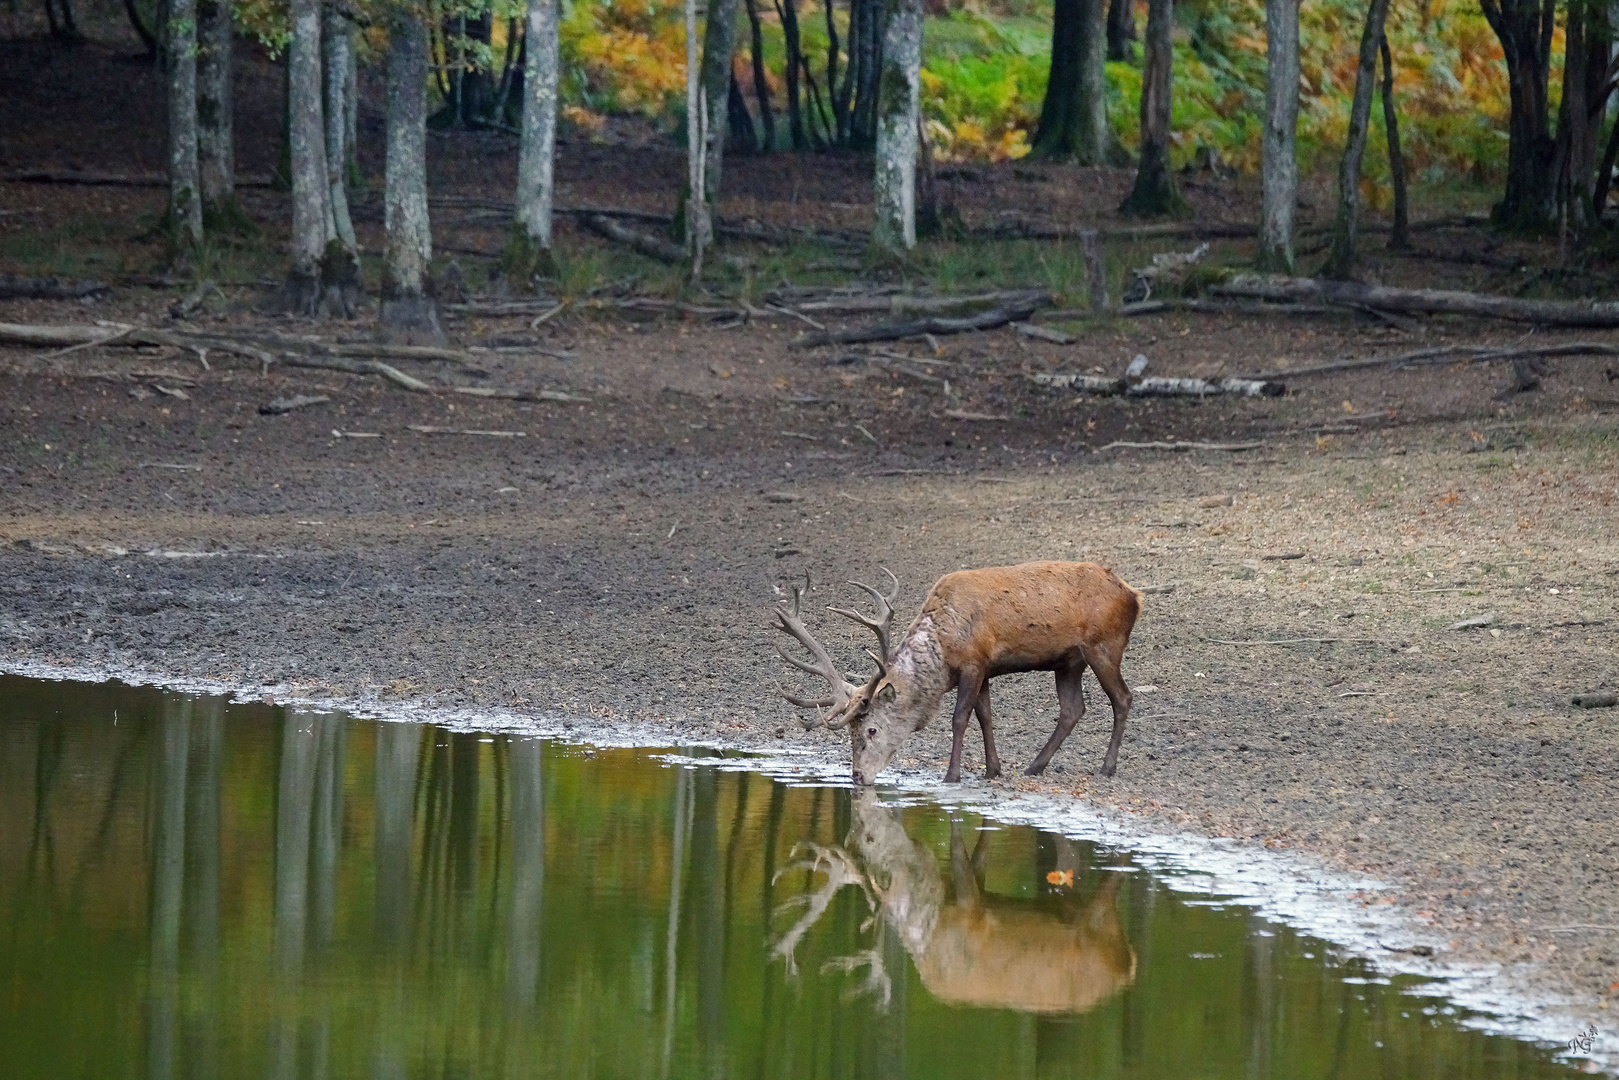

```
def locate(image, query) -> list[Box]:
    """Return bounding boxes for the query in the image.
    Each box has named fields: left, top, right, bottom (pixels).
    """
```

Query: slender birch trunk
left=699, top=0, right=743, bottom=227
left=382, top=4, right=442, bottom=341
left=871, top=0, right=923, bottom=254
left=167, top=0, right=203, bottom=252
left=1258, top=0, right=1299, bottom=271
left=284, top=0, right=332, bottom=312
left=1119, top=0, right=1185, bottom=216
left=196, top=0, right=234, bottom=217
left=1324, top=0, right=1393, bottom=280
left=685, top=0, right=710, bottom=265
left=510, top=0, right=558, bottom=283
left=323, top=4, right=357, bottom=252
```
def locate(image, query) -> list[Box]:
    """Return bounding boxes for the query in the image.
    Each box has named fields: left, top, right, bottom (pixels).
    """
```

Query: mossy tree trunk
left=1323, top=0, right=1393, bottom=280
left=1119, top=0, right=1186, bottom=217
left=1479, top=0, right=1557, bottom=232
left=382, top=5, right=441, bottom=342
left=166, top=0, right=203, bottom=253
left=509, top=0, right=559, bottom=286
left=1033, top=0, right=1110, bottom=165
left=699, top=0, right=743, bottom=225
left=322, top=6, right=357, bottom=253
left=1257, top=0, right=1299, bottom=272
left=871, top=0, right=923, bottom=254
left=196, top=0, right=235, bottom=219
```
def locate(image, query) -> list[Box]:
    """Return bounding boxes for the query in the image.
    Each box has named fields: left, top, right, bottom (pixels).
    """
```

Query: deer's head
left=773, top=570, right=917, bottom=785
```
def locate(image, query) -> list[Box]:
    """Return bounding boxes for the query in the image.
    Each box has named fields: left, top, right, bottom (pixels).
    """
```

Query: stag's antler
left=828, top=567, right=899, bottom=665
left=773, top=574, right=861, bottom=727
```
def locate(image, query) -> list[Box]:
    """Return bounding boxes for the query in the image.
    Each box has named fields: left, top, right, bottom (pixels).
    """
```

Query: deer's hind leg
left=974, top=684, right=1003, bottom=779
left=945, top=666, right=985, bottom=784
left=1025, top=657, right=1088, bottom=776
left=1087, top=642, right=1134, bottom=777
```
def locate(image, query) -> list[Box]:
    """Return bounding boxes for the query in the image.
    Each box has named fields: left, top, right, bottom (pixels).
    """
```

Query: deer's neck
left=891, top=613, right=954, bottom=713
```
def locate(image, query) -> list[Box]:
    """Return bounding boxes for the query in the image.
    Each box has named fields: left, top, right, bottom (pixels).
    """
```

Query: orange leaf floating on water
left=1046, top=869, right=1074, bottom=887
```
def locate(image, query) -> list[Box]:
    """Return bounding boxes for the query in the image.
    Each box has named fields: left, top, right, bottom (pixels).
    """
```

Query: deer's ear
left=877, top=682, right=897, bottom=704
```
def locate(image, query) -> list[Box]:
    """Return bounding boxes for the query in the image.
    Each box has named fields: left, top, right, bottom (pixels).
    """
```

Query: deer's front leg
left=974, top=686, right=1002, bottom=779
left=945, top=668, right=984, bottom=783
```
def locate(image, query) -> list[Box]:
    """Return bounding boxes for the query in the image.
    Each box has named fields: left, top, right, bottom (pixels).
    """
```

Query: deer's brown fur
left=774, top=560, right=1141, bottom=784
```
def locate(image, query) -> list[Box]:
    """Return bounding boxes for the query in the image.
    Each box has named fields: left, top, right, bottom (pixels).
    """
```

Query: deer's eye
left=867, top=727, right=877, bottom=737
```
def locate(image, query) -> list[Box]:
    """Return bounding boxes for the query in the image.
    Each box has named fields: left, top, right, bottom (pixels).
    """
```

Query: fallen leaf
left=1046, top=869, right=1074, bottom=887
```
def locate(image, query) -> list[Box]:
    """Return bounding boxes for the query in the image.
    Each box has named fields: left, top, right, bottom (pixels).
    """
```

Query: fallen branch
left=1015, top=321, right=1075, bottom=344
left=1572, top=692, right=1618, bottom=709
left=449, top=386, right=588, bottom=403
left=260, top=394, right=331, bottom=415
left=1207, top=637, right=1341, bottom=645
left=943, top=409, right=1009, bottom=421
left=1214, top=274, right=1619, bottom=328
left=0, top=273, right=112, bottom=300
left=794, top=294, right=1054, bottom=348
left=1235, top=340, right=1619, bottom=382
left=581, top=214, right=752, bottom=272
left=1097, top=440, right=1266, bottom=452
left=408, top=425, right=526, bottom=437
left=280, top=355, right=433, bottom=391
left=1119, top=298, right=1343, bottom=319
left=1447, top=612, right=1497, bottom=630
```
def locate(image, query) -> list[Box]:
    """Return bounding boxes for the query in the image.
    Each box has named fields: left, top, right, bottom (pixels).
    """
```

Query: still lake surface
left=0, top=674, right=1586, bottom=1079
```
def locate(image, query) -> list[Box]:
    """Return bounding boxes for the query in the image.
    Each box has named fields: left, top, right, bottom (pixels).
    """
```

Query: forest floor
left=3, top=30, right=1619, bottom=1053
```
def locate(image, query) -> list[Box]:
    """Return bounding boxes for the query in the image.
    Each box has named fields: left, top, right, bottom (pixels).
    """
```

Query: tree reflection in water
left=0, top=675, right=1590, bottom=1080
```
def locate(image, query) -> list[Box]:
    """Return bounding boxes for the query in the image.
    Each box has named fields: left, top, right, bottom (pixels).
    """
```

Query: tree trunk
left=828, top=0, right=850, bottom=144
left=778, top=0, right=806, bottom=149
left=1257, top=0, right=1299, bottom=271
left=871, top=0, right=924, bottom=254
left=323, top=6, right=357, bottom=252
left=166, top=0, right=203, bottom=252
left=510, top=0, right=558, bottom=284
left=382, top=6, right=441, bottom=341
left=1119, top=0, right=1185, bottom=216
left=1479, top=0, right=1558, bottom=231
left=1106, top=0, right=1136, bottom=60
left=727, top=73, right=758, bottom=151
left=124, top=0, right=159, bottom=59
left=1322, top=0, right=1392, bottom=280
left=196, top=0, right=234, bottom=216
left=699, top=0, right=743, bottom=228
left=1594, top=95, right=1619, bottom=220
left=851, top=0, right=886, bottom=148
left=685, top=0, right=710, bottom=266
left=1379, top=35, right=1409, bottom=250
left=1033, top=0, right=1110, bottom=164
left=747, top=0, right=776, bottom=151
left=283, top=0, right=332, bottom=312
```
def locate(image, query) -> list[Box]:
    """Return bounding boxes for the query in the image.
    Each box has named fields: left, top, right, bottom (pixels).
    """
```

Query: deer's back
left=920, top=561, right=1140, bottom=672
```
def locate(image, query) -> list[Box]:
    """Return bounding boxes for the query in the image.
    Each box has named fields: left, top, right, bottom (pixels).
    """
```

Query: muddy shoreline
left=2, top=312, right=1617, bottom=1066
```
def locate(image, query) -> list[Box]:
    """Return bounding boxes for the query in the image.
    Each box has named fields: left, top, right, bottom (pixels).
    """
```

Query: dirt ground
left=2, top=25, right=1618, bottom=1051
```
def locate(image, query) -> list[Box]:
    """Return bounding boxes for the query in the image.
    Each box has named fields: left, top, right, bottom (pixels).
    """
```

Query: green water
left=0, top=675, right=1583, bottom=1079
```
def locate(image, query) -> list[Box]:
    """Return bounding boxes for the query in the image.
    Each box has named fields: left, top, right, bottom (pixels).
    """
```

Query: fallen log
left=793, top=289, right=1046, bottom=317
left=794, top=294, right=1054, bottom=348
left=581, top=214, right=752, bottom=272
left=1029, top=372, right=1284, bottom=397
left=1117, top=298, right=1343, bottom=318
left=0, top=273, right=112, bottom=300
left=1214, top=274, right=1619, bottom=327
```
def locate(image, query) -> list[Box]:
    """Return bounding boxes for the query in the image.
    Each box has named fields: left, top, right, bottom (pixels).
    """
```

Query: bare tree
left=1479, top=0, right=1558, bottom=231
left=871, top=0, right=924, bottom=253
left=777, top=0, right=807, bottom=149
left=1033, top=0, right=1112, bottom=164
left=283, top=0, right=334, bottom=313
left=509, top=0, right=559, bottom=284
left=1119, top=0, right=1185, bottom=216
left=1323, top=0, right=1393, bottom=280
left=685, top=0, right=709, bottom=269
left=382, top=3, right=442, bottom=341
left=1258, top=0, right=1300, bottom=271
left=746, top=0, right=776, bottom=151
left=167, top=0, right=203, bottom=252
left=197, top=0, right=235, bottom=219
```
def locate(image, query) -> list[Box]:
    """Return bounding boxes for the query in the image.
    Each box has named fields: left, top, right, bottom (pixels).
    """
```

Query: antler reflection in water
left=820, top=945, right=892, bottom=1009
left=769, top=842, right=875, bottom=976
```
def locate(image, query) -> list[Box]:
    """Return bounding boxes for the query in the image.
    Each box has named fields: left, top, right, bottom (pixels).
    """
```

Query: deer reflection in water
left=773, top=790, right=1136, bottom=1015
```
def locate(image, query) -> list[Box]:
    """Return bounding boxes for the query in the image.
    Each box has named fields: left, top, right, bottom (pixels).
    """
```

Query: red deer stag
left=773, top=561, right=1141, bottom=784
